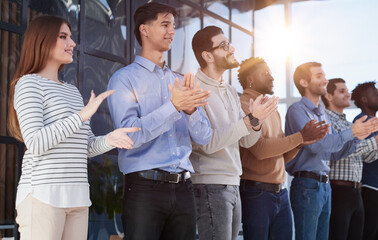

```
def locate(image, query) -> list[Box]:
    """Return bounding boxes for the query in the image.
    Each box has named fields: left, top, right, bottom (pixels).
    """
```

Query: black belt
left=241, top=179, right=284, bottom=193
left=294, top=171, right=329, bottom=183
left=128, top=169, right=191, bottom=183
left=330, top=180, right=362, bottom=189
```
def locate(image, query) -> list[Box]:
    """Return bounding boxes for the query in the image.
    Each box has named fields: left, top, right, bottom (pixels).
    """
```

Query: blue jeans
left=290, top=177, right=331, bottom=240
left=239, top=184, right=293, bottom=240
left=194, top=184, right=241, bottom=240
left=122, top=174, right=196, bottom=240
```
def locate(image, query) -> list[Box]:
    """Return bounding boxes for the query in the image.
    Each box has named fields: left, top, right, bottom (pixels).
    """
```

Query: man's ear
left=324, top=92, right=333, bottom=103
left=201, top=51, right=213, bottom=64
left=139, top=24, right=148, bottom=37
left=299, top=78, right=309, bottom=88
left=361, top=96, right=368, bottom=104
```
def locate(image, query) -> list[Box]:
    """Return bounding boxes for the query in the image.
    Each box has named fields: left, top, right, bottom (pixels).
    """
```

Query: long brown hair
left=8, top=15, right=71, bottom=142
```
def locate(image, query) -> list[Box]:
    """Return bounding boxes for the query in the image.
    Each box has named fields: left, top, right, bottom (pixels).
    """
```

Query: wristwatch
left=248, top=113, right=260, bottom=127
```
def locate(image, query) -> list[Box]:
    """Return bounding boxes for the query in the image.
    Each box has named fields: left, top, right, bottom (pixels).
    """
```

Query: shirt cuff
left=163, top=100, right=182, bottom=121
left=184, top=108, right=201, bottom=123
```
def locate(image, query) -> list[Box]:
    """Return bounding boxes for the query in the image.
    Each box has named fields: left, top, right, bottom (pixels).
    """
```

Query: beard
left=215, top=53, right=239, bottom=70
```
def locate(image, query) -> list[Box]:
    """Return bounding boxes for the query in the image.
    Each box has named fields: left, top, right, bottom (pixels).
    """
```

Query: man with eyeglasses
left=190, top=26, right=278, bottom=240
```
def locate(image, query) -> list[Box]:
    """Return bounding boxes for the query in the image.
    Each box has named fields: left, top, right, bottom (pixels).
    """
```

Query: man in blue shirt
left=351, top=81, right=378, bottom=240
left=107, top=3, right=212, bottom=240
left=285, top=62, right=378, bottom=240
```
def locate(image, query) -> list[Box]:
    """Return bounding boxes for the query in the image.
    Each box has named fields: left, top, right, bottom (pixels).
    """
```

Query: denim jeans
left=122, top=174, right=196, bottom=240
left=194, top=184, right=241, bottom=240
left=290, top=177, right=331, bottom=240
left=239, top=185, right=293, bottom=240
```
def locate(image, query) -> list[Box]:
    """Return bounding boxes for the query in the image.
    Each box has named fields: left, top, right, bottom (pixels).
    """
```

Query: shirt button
left=195, top=131, right=198, bottom=135
left=172, top=152, right=175, bottom=155
left=161, top=77, right=164, bottom=80
left=172, top=165, right=176, bottom=168
left=164, top=96, right=167, bottom=99
left=169, top=134, right=172, bottom=137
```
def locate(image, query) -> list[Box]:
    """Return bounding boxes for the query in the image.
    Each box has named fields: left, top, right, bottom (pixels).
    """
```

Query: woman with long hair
left=8, top=15, right=138, bottom=240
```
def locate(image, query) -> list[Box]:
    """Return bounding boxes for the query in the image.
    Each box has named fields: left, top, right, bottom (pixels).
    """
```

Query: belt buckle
left=169, top=173, right=181, bottom=183
left=323, top=175, right=329, bottom=183
left=275, top=184, right=282, bottom=193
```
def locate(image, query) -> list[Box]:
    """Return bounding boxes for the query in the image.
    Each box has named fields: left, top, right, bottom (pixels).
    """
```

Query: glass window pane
left=84, top=0, right=126, bottom=57
left=291, top=0, right=378, bottom=98
left=170, top=4, right=201, bottom=74
left=27, top=0, right=80, bottom=44
left=277, top=103, right=287, bottom=132
left=88, top=153, right=124, bottom=239
left=0, top=142, right=21, bottom=238
left=205, top=1, right=229, bottom=20
left=0, top=30, right=21, bottom=137
left=230, top=27, right=252, bottom=93
left=254, top=4, right=286, bottom=98
left=1, top=0, right=21, bottom=26
left=83, top=55, right=124, bottom=135
left=231, top=0, right=253, bottom=31
left=344, top=108, right=362, bottom=123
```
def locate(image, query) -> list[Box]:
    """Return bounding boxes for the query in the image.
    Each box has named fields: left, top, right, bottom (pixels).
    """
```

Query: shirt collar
left=134, top=55, right=169, bottom=73
left=242, top=88, right=262, bottom=100
left=325, top=109, right=347, bottom=120
left=300, top=96, right=325, bottom=116
left=196, top=68, right=225, bottom=87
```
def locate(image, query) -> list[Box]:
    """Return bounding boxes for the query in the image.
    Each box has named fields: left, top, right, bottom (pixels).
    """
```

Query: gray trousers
left=194, top=184, right=241, bottom=240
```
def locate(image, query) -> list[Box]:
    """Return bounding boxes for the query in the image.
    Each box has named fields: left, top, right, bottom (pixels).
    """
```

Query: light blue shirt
left=107, top=56, right=212, bottom=174
left=285, top=97, right=358, bottom=176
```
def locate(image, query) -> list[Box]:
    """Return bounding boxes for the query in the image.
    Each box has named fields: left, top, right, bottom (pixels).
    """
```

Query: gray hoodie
left=190, top=69, right=261, bottom=185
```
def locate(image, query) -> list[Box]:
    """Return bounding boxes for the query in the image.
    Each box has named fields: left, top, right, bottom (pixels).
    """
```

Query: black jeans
left=362, top=187, right=378, bottom=240
left=329, top=185, right=364, bottom=240
left=122, top=173, right=196, bottom=240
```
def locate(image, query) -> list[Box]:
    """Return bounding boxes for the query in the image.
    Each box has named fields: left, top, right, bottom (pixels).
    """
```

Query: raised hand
left=79, top=90, right=115, bottom=122
left=168, top=74, right=211, bottom=115
left=248, top=95, right=279, bottom=123
left=301, top=120, right=330, bottom=145
left=352, top=116, right=378, bottom=140
left=106, top=127, right=140, bottom=149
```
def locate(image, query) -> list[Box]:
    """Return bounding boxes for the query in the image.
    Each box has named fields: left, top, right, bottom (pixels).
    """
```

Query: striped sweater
left=14, top=74, right=113, bottom=208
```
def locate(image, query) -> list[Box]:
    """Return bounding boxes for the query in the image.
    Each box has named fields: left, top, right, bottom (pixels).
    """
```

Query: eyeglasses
left=208, top=41, right=233, bottom=52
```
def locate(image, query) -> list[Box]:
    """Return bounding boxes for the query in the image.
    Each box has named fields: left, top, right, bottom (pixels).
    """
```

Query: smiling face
left=250, top=62, right=274, bottom=95
left=328, top=82, right=351, bottom=109
left=142, top=12, right=175, bottom=52
left=210, top=33, right=239, bottom=70
left=49, top=23, right=75, bottom=66
left=306, top=66, right=328, bottom=97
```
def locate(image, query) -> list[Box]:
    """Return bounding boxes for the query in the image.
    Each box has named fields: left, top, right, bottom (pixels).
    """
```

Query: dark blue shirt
left=354, top=112, right=378, bottom=189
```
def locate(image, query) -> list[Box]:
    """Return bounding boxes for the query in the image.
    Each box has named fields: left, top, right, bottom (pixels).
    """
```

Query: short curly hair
left=238, top=57, right=266, bottom=89
left=351, top=81, right=376, bottom=109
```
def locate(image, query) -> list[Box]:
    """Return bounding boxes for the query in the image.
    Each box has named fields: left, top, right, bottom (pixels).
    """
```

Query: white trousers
left=16, top=194, right=89, bottom=240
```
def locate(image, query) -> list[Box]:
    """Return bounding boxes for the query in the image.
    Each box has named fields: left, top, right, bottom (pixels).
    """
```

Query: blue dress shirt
left=285, top=97, right=358, bottom=176
left=107, top=56, right=212, bottom=174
